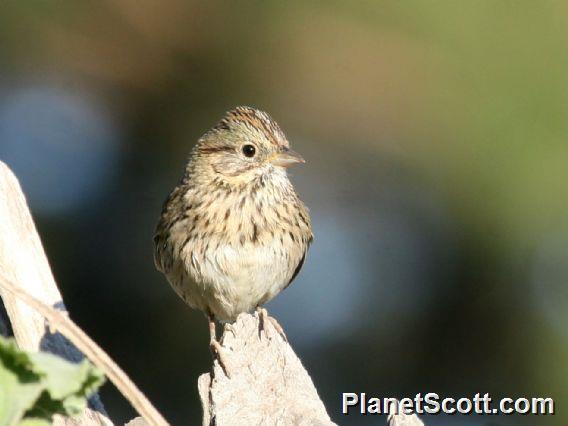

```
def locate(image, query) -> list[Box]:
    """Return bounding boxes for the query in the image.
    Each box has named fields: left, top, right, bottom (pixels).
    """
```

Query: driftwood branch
left=0, top=276, right=168, bottom=426
left=388, top=412, right=424, bottom=426
left=197, top=313, right=423, bottom=425
left=198, top=311, right=335, bottom=426
left=0, top=161, right=167, bottom=426
left=0, top=161, right=111, bottom=425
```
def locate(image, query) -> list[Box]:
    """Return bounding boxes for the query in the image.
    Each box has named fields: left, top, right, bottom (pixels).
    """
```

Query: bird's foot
left=209, top=338, right=232, bottom=378
left=207, top=311, right=232, bottom=378
left=257, top=307, right=287, bottom=342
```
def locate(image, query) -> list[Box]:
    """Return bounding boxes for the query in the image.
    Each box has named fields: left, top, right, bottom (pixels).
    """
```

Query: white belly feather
left=174, top=237, right=297, bottom=321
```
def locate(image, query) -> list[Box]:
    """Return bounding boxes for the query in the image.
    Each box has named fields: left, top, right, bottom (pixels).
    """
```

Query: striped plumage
left=154, top=106, right=313, bottom=323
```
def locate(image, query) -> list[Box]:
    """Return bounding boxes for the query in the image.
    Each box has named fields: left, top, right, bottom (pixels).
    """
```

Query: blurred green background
left=1, top=1, right=567, bottom=425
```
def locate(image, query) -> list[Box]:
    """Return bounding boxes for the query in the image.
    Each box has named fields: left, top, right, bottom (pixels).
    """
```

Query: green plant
left=0, top=336, right=104, bottom=426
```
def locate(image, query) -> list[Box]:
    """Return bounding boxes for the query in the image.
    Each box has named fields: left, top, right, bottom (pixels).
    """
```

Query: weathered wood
left=389, top=411, right=425, bottom=426
left=197, top=305, right=423, bottom=426
left=198, top=311, right=335, bottom=425
left=0, top=160, right=112, bottom=426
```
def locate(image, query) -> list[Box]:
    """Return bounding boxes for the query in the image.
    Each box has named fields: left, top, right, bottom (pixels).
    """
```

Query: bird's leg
left=256, top=307, right=287, bottom=341
left=208, top=313, right=217, bottom=342
left=207, top=312, right=231, bottom=378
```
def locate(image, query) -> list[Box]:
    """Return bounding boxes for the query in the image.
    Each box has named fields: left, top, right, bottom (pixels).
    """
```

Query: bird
left=153, top=106, right=313, bottom=367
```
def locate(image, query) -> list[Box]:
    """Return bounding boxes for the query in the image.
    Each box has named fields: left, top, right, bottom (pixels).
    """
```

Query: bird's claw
left=257, top=307, right=287, bottom=342
left=210, top=339, right=232, bottom=378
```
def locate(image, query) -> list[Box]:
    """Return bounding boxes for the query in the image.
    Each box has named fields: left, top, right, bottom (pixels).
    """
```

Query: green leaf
left=0, top=338, right=44, bottom=426
left=28, top=351, right=105, bottom=401
left=0, top=336, right=105, bottom=425
left=17, top=418, right=51, bottom=426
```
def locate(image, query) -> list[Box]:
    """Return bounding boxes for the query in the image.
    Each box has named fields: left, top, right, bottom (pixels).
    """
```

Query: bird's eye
left=242, top=144, right=256, bottom=158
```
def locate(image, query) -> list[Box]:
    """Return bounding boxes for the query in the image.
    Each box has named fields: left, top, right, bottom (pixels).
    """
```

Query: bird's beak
left=270, top=148, right=305, bottom=168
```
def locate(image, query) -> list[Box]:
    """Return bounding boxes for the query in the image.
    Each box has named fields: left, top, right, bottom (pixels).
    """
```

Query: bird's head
left=192, top=106, right=304, bottom=186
